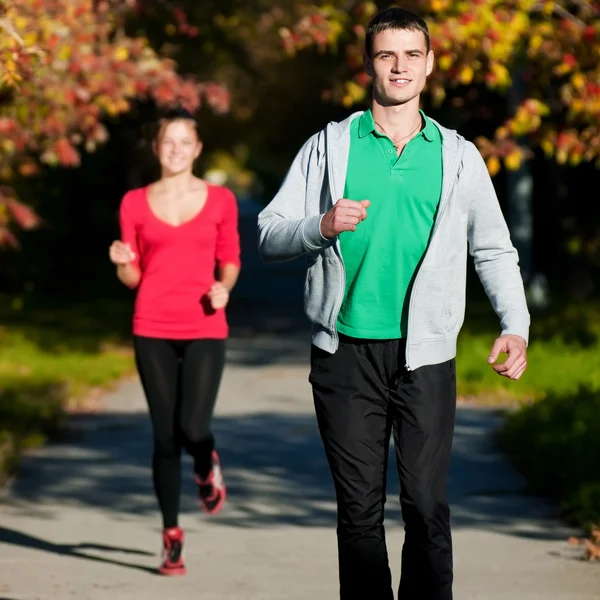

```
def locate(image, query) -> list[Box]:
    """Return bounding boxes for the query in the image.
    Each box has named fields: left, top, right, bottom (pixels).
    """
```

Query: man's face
left=366, top=28, right=434, bottom=107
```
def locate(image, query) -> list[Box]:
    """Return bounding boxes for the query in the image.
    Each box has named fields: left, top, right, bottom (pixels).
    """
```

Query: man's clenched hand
left=320, top=199, right=370, bottom=239
left=488, top=334, right=528, bottom=380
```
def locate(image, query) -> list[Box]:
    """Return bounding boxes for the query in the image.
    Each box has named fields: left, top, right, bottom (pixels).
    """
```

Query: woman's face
left=155, top=119, right=202, bottom=175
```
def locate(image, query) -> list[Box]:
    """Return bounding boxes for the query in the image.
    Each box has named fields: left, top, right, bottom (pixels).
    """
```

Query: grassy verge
left=498, top=388, right=600, bottom=529
left=457, top=295, right=600, bottom=533
left=456, top=301, right=600, bottom=404
left=0, top=294, right=135, bottom=480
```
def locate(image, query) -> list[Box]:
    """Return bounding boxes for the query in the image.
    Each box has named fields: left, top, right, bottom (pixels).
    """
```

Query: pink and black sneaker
left=195, top=450, right=226, bottom=515
left=158, top=527, right=186, bottom=576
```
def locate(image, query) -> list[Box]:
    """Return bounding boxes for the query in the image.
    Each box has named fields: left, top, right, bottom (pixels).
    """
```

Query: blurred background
left=0, top=0, right=599, bottom=545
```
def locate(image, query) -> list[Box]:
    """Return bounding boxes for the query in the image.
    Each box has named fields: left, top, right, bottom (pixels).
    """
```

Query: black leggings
left=133, top=335, right=226, bottom=529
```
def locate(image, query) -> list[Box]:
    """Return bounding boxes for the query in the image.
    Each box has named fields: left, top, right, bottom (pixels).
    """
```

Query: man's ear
left=364, top=52, right=374, bottom=77
left=426, top=49, right=434, bottom=76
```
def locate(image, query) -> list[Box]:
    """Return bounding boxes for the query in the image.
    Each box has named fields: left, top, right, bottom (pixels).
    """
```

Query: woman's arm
left=206, top=262, right=240, bottom=310
left=116, top=262, right=141, bottom=289
left=109, top=240, right=142, bottom=288
left=207, top=188, right=242, bottom=310
left=112, top=191, right=143, bottom=289
left=217, top=262, right=240, bottom=292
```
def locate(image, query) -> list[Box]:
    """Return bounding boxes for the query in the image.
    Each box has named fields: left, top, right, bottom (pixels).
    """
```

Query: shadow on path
left=0, top=526, right=156, bottom=574
left=4, top=406, right=567, bottom=543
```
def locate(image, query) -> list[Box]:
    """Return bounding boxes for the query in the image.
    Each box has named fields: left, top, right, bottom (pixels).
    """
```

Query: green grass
left=456, top=301, right=600, bottom=404
left=0, top=294, right=135, bottom=479
left=499, top=387, right=600, bottom=529
left=456, top=296, right=600, bottom=529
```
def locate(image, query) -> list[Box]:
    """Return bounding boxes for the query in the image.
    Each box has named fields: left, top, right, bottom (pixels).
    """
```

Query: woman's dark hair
left=365, top=7, right=430, bottom=57
left=154, top=106, right=200, bottom=142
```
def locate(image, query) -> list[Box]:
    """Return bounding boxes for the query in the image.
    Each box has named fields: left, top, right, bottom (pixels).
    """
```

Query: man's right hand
left=320, top=199, right=370, bottom=239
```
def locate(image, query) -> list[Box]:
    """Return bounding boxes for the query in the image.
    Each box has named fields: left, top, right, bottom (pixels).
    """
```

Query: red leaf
left=583, top=26, right=596, bottom=42
left=55, top=139, right=80, bottom=167
left=0, top=226, right=20, bottom=249
left=6, top=199, right=41, bottom=230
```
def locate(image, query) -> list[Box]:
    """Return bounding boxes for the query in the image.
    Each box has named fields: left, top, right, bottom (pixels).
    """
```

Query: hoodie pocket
left=413, top=267, right=462, bottom=340
left=304, top=256, right=341, bottom=328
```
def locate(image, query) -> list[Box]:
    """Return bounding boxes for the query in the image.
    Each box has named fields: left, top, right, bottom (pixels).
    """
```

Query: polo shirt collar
left=358, top=109, right=436, bottom=142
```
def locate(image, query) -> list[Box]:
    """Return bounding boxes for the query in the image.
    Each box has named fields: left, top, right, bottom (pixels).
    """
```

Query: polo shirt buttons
left=387, top=149, right=393, bottom=153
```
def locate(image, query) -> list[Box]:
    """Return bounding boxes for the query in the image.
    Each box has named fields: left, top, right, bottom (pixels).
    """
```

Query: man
left=258, top=7, right=529, bottom=600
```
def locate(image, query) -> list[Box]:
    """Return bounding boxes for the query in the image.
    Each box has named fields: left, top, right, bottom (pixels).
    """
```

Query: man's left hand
left=488, top=334, right=528, bottom=380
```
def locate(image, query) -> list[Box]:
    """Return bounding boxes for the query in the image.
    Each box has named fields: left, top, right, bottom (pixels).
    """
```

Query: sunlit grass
left=456, top=301, right=600, bottom=404
left=0, top=295, right=135, bottom=478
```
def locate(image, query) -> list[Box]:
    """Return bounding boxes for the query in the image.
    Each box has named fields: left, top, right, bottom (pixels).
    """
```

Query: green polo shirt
left=336, top=109, right=443, bottom=339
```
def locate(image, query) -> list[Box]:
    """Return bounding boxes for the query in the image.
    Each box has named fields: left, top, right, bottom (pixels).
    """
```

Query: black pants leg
left=310, top=336, right=456, bottom=600
left=134, top=336, right=182, bottom=529
left=392, top=359, right=456, bottom=600
left=179, top=339, right=226, bottom=479
left=133, top=336, right=226, bottom=528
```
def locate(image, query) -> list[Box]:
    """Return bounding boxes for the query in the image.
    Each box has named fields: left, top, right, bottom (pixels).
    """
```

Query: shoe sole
left=158, top=565, right=187, bottom=576
left=199, top=485, right=226, bottom=515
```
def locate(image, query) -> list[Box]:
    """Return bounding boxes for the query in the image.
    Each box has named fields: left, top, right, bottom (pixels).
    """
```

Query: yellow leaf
left=362, top=2, right=378, bottom=19
left=431, top=85, right=446, bottom=106
left=496, top=127, right=509, bottom=140
left=23, top=32, right=38, bottom=46
left=570, top=152, right=582, bottom=166
left=0, top=166, right=13, bottom=180
left=556, top=149, right=568, bottom=164
left=487, top=156, right=501, bottom=177
left=530, top=35, right=543, bottom=52
left=431, top=0, right=450, bottom=11
left=165, top=24, right=176, bottom=36
left=504, top=151, right=522, bottom=171
left=1, top=139, right=15, bottom=154
left=345, top=81, right=367, bottom=104
left=459, top=66, right=474, bottom=85
left=438, top=55, right=452, bottom=71
left=571, top=73, right=585, bottom=90
left=492, top=63, right=511, bottom=87
left=541, top=139, right=554, bottom=157
left=329, top=21, right=343, bottom=38
left=105, top=102, right=120, bottom=117
left=571, top=99, right=584, bottom=113
left=57, top=45, right=71, bottom=61
left=114, top=46, right=129, bottom=61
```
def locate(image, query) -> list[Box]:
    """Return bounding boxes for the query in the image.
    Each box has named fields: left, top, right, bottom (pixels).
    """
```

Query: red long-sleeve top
left=119, top=184, right=241, bottom=339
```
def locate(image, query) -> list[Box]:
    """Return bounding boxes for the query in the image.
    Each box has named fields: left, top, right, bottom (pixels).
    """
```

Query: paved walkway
left=0, top=332, right=598, bottom=599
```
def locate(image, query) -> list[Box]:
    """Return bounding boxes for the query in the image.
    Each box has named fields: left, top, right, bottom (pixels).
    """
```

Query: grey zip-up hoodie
left=257, top=112, right=530, bottom=370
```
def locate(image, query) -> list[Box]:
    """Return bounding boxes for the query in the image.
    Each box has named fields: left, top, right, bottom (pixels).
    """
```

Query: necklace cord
left=374, top=118, right=422, bottom=147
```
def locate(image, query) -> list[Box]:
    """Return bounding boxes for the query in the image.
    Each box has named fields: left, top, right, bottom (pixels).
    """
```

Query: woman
left=109, top=108, right=241, bottom=576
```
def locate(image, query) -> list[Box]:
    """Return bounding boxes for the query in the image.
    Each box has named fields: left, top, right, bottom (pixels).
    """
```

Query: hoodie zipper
left=326, top=124, right=346, bottom=349
left=404, top=138, right=464, bottom=370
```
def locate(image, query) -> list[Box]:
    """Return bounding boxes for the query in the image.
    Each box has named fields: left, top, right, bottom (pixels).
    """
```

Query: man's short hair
left=365, top=7, right=431, bottom=57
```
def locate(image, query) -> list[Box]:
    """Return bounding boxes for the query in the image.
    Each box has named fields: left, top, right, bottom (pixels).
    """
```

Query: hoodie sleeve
left=257, top=133, right=329, bottom=263
left=465, top=142, right=530, bottom=344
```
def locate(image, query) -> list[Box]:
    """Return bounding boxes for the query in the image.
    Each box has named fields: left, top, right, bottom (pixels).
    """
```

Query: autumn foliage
left=0, top=0, right=229, bottom=246
left=274, top=0, right=600, bottom=175
left=569, top=526, right=600, bottom=562
left=1, top=1, right=598, bottom=244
